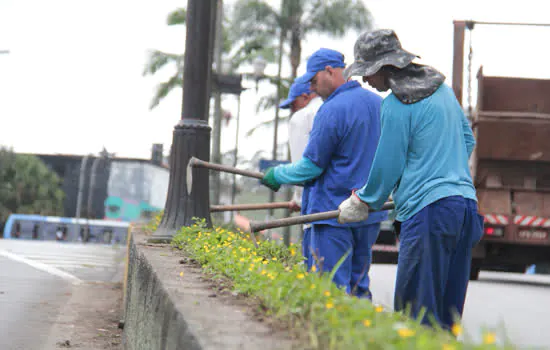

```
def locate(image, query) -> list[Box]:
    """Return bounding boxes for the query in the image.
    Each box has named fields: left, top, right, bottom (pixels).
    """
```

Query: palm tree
left=143, top=5, right=265, bottom=110
left=142, top=8, right=186, bottom=110
left=230, top=0, right=372, bottom=80
left=232, top=0, right=373, bottom=135
left=286, top=0, right=372, bottom=79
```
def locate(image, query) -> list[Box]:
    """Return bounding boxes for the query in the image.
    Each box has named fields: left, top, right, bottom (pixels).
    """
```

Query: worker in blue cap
left=338, top=29, right=483, bottom=330
left=279, top=80, right=323, bottom=269
left=261, top=48, right=387, bottom=299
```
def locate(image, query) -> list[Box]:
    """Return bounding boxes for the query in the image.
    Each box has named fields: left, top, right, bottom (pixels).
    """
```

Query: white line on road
left=0, top=250, right=82, bottom=285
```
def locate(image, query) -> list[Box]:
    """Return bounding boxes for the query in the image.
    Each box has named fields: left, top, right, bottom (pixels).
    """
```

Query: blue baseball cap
left=295, top=48, right=346, bottom=84
left=279, top=81, right=312, bottom=109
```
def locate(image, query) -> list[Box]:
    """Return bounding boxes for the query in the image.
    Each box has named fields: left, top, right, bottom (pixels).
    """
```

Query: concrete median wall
left=122, top=231, right=292, bottom=350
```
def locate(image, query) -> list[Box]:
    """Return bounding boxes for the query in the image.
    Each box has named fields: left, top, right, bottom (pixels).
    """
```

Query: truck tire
left=470, top=262, right=481, bottom=281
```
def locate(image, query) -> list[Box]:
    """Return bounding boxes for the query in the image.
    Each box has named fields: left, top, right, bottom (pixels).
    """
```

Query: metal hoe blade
left=186, top=158, right=194, bottom=195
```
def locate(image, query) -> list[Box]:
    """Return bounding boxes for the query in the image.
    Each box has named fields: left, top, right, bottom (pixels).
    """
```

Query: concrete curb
left=122, top=231, right=293, bottom=350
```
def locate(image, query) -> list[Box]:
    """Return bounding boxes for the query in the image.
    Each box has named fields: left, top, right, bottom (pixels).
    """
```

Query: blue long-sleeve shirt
left=273, top=80, right=387, bottom=227
left=355, top=84, right=477, bottom=222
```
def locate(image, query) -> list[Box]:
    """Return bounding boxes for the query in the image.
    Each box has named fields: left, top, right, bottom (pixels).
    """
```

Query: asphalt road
left=370, top=264, right=550, bottom=349
left=0, top=239, right=126, bottom=350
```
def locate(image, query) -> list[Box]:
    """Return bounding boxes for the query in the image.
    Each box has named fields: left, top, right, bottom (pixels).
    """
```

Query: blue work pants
left=310, top=223, right=380, bottom=298
left=394, top=196, right=484, bottom=329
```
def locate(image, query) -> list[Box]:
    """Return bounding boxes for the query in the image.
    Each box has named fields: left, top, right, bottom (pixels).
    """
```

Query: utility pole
left=75, top=154, right=90, bottom=240
left=150, top=0, right=217, bottom=241
left=86, top=149, right=109, bottom=219
left=268, top=10, right=286, bottom=219
left=211, top=0, right=224, bottom=210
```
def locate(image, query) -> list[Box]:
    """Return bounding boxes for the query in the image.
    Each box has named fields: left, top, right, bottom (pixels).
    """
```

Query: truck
left=372, top=20, right=550, bottom=280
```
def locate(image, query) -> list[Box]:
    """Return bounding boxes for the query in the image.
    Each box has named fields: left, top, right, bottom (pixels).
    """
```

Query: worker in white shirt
left=279, top=80, right=323, bottom=268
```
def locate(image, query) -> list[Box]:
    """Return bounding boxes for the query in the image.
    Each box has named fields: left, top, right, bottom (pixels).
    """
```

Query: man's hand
left=261, top=167, right=281, bottom=192
left=289, top=200, right=301, bottom=213
left=338, top=191, right=370, bottom=224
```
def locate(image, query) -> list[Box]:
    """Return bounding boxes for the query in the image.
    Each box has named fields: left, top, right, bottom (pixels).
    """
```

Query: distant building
left=27, top=144, right=170, bottom=223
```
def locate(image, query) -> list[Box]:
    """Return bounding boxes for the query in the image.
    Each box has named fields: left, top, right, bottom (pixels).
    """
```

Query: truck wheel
left=470, top=264, right=481, bottom=281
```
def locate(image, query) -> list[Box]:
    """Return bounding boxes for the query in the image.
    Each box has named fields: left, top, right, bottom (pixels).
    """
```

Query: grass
left=164, top=216, right=516, bottom=350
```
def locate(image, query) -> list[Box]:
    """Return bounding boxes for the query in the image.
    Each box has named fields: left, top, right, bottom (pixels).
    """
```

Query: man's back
left=288, top=96, right=323, bottom=163
left=303, top=80, right=386, bottom=226
left=377, top=84, right=477, bottom=221
left=288, top=96, right=323, bottom=205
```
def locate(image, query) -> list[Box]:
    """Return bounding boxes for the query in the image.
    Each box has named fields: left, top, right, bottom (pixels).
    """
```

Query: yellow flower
left=262, top=261, right=268, bottom=265
left=326, top=301, right=334, bottom=309
left=252, top=251, right=257, bottom=256
left=397, top=328, right=415, bottom=338
left=261, top=270, right=267, bottom=275
left=483, top=332, right=496, bottom=345
left=179, top=272, right=184, bottom=277
left=269, top=275, right=275, bottom=280
left=451, top=324, right=462, bottom=337
left=442, top=344, right=455, bottom=350
left=290, top=248, right=296, bottom=256
left=311, top=265, right=317, bottom=272
left=239, top=258, right=245, bottom=262
left=375, top=305, right=384, bottom=313
left=297, top=273, right=305, bottom=279
left=363, top=319, right=372, bottom=327
left=272, top=257, right=277, bottom=261
left=284, top=267, right=291, bottom=272
left=310, top=284, right=316, bottom=289
left=324, top=291, right=331, bottom=297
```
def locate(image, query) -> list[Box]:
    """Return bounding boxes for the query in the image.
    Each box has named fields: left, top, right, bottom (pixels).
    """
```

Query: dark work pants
left=394, top=196, right=484, bottom=329
left=302, top=226, right=312, bottom=269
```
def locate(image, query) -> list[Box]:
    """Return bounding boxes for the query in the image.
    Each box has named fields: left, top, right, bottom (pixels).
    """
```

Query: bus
left=3, top=214, right=130, bottom=244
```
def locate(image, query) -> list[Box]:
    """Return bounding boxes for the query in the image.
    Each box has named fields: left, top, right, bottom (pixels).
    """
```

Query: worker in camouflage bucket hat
left=338, top=29, right=483, bottom=331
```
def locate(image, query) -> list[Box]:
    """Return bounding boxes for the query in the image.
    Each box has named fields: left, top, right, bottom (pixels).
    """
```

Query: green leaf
left=166, top=8, right=186, bottom=26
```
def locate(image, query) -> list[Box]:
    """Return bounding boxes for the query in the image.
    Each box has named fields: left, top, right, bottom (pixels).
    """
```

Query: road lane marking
left=0, top=250, right=82, bottom=284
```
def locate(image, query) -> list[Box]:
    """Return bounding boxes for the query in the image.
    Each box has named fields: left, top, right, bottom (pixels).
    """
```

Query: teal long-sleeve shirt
left=355, top=84, right=477, bottom=222
left=273, top=157, right=323, bottom=184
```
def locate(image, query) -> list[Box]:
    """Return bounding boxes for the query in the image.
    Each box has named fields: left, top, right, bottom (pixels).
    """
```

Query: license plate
left=518, top=230, right=548, bottom=240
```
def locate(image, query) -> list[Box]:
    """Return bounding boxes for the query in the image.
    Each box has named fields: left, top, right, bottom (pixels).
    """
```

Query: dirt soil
left=45, top=281, right=124, bottom=350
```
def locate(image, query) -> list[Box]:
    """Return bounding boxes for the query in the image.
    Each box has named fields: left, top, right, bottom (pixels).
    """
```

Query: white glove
left=338, top=192, right=370, bottom=224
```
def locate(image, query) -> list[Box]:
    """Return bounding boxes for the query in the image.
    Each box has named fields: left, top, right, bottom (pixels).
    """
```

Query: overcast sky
left=1, top=0, right=549, bottom=162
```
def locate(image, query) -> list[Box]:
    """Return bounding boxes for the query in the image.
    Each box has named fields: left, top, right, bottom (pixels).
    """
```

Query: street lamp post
left=150, top=0, right=218, bottom=242
left=252, top=56, right=267, bottom=91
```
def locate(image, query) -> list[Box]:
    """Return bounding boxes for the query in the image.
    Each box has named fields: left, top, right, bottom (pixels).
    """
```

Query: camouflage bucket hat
left=344, top=29, right=419, bottom=80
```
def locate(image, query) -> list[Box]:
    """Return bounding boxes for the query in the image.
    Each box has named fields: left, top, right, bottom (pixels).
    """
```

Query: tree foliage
left=143, top=8, right=187, bottom=110
left=230, top=0, right=372, bottom=136
left=0, top=147, right=64, bottom=222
